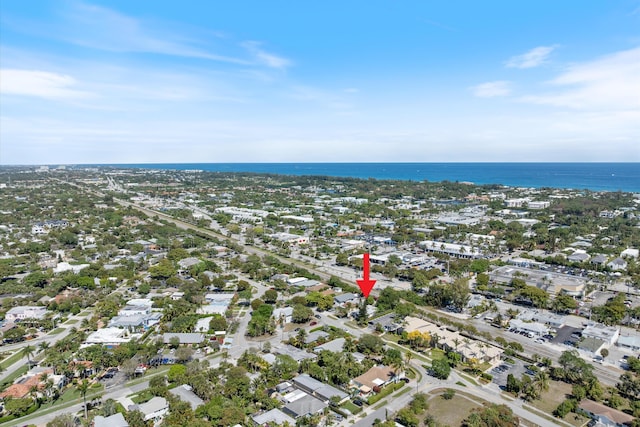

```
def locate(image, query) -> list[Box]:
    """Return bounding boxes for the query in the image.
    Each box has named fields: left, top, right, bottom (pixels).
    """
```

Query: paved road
left=0, top=308, right=92, bottom=384
left=67, top=183, right=622, bottom=425
left=9, top=378, right=153, bottom=427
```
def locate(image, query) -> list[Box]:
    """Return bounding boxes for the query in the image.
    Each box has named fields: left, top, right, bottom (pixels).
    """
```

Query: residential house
left=163, top=333, right=205, bottom=345
left=313, top=338, right=346, bottom=353
left=591, top=254, right=608, bottom=267
left=567, top=252, right=590, bottom=263
left=334, top=293, right=359, bottom=307
left=273, top=345, right=317, bottom=363
left=304, top=331, right=329, bottom=345
left=169, top=384, right=204, bottom=410
left=0, top=368, right=65, bottom=400
left=117, top=299, right=153, bottom=317
left=578, top=399, right=634, bottom=426
left=134, top=396, right=169, bottom=424
left=5, top=306, right=47, bottom=322
left=84, top=327, right=135, bottom=348
left=282, top=394, right=327, bottom=419
left=351, top=365, right=396, bottom=396
left=109, top=313, right=162, bottom=332
left=291, top=374, right=349, bottom=403
left=94, top=413, right=129, bottom=427
left=273, top=307, right=294, bottom=324
left=251, top=408, right=296, bottom=426
left=607, top=258, right=627, bottom=271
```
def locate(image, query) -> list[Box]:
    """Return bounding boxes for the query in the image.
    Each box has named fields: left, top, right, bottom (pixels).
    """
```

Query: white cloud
left=34, top=2, right=249, bottom=64
left=506, top=45, right=557, bottom=69
left=242, top=41, right=292, bottom=69
left=0, top=69, right=89, bottom=99
left=471, top=81, right=512, bottom=98
left=521, top=46, right=640, bottom=110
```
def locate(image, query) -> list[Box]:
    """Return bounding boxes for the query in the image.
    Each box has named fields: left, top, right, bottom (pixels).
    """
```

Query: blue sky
left=1, top=1, right=639, bottom=164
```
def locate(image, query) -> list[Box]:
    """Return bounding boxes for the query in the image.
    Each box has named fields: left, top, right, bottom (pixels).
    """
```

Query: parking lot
left=490, top=358, right=527, bottom=388
left=551, top=325, right=583, bottom=347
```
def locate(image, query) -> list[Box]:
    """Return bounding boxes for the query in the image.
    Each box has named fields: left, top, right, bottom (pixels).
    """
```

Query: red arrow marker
left=356, top=253, right=377, bottom=298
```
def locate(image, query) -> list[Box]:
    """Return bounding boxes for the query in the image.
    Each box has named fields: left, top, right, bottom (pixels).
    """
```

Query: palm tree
left=391, top=358, right=405, bottom=380
left=430, top=333, right=440, bottom=349
left=29, top=384, right=40, bottom=403
left=38, top=341, right=50, bottom=352
left=78, top=379, right=91, bottom=420
left=533, top=370, right=549, bottom=395
left=506, top=308, right=520, bottom=320
left=22, top=344, right=36, bottom=366
left=404, top=351, right=413, bottom=367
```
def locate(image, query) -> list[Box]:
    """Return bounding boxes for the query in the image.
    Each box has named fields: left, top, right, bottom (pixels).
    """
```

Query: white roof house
left=136, top=396, right=169, bottom=422
left=53, top=262, right=90, bottom=274
left=94, top=413, right=129, bottom=427
left=621, top=248, right=639, bottom=259
left=252, top=408, right=296, bottom=426
left=273, top=307, right=294, bottom=324
left=84, top=327, right=135, bottom=347
left=607, top=258, right=627, bottom=271
left=5, top=306, right=47, bottom=322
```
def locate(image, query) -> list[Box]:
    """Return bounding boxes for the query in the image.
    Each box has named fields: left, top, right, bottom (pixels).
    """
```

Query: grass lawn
left=48, top=328, right=66, bottom=335
left=64, top=319, right=78, bottom=325
left=39, top=388, right=83, bottom=410
left=528, top=380, right=571, bottom=414
left=429, top=348, right=446, bottom=359
left=0, top=365, right=28, bottom=387
left=381, top=334, right=401, bottom=343
left=425, top=392, right=483, bottom=426
left=528, top=380, right=589, bottom=427
left=131, top=390, right=154, bottom=404
left=341, top=401, right=362, bottom=414
left=373, top=400, right=387, bottom=410
left=0, top=352, right=23, bottom=370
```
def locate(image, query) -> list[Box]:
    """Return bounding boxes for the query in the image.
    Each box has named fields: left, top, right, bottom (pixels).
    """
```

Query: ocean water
left=96, top=163, right=640, bottom=192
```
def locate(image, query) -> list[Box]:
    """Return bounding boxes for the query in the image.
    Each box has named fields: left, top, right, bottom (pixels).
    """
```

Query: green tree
left=292, top=304, right=313, bottom=323
left=21, top=344, right=36, bottom=365
left=476, top=273, right=490, bottom=288
left=462, top=404, right=518, bottom=427
left=124, top=409, right=147, bottom=427
left=552, top=294, right=578, bottom=313
left=46, top=413, right=76, bottom=427
left=78, top=379, right=91, bottom=420
left=209, top=315, right=228, bottom=332
left=264, top=289, right=278, bottom=304
left=431, top=357, right=451, bottom=380
left=397, top=407, right=419, bottom=427
left=506, top=373, right=521, bottom=394
left=357, top=334, right=384, bottom=355
left=149, top=258, right=176, bottom=280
